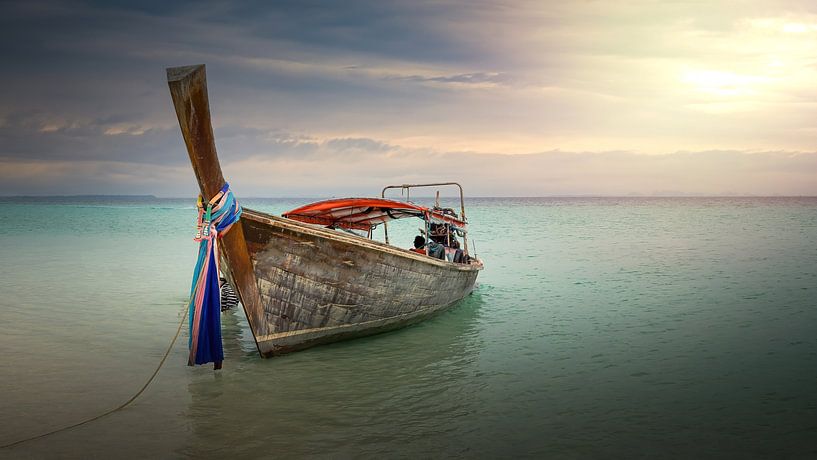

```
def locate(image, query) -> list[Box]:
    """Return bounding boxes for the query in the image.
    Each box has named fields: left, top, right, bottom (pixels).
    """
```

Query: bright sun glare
left=681, top=69, right=765, bottom=97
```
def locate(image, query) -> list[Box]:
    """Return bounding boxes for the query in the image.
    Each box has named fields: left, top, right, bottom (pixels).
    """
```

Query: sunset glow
left=1, top=1, right=816, bottom=196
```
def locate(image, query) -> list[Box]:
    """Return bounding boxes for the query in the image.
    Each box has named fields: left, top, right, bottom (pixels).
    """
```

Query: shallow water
left=1, top=197, right=816, bottom=458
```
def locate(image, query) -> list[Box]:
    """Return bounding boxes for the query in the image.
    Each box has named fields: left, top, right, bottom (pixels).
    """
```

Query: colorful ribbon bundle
left=188, top=183, right=242, bottom=367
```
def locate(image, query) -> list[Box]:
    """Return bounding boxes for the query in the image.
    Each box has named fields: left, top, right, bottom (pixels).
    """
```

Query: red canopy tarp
left=282, top=198, right=467, bottom=231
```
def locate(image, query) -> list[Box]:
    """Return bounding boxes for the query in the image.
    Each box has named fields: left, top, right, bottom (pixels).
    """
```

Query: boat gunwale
left=242, top=208, right=483, bottom=273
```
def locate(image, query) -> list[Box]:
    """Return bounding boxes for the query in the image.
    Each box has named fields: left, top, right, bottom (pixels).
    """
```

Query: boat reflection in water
left=183, top=291, right=486, bottom=457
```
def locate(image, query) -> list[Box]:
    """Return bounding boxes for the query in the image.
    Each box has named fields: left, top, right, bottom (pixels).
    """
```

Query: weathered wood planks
left=241, top=210, right=482, bottom=356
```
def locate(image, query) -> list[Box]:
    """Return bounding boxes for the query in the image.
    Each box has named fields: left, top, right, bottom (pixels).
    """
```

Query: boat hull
left=238, top=209, right=482, bottom=356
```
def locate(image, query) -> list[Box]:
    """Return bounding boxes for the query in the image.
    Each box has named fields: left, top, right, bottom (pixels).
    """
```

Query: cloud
left=2, top=131, right=815, bottom=197
left=0, top=112, right=185, bottom=164
left=226, top=148, right=817, bottom=197
left=0, top=158, right=194, bottom=196
left=324, top=137, right=393, bottom=153
left=384, top=72, right=512, bottom=89
left=2, top=0, right=817, bottom=195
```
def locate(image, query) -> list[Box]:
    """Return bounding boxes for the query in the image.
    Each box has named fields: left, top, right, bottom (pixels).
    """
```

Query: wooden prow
left=166, top=64, right=269, bottom=354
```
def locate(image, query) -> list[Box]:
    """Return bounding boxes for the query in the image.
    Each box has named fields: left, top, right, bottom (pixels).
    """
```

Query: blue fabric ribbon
left=188, top=183, right=242, bottom=367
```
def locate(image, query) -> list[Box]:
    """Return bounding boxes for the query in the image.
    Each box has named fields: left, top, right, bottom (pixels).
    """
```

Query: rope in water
left=1, top=183, right=242, bottom=449
left=0, top=302, right=189, bottom=450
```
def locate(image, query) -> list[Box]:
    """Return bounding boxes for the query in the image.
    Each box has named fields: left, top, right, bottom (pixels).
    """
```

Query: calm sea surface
left=1, top=196, right=816, bottom=458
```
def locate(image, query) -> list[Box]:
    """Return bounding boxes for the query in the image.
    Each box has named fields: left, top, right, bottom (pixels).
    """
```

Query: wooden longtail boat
left=167, top=64, right=483, bottom=357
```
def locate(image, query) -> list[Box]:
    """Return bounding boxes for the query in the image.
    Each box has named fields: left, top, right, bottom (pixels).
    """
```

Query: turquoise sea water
left=1, top=196, right=816, bottom=458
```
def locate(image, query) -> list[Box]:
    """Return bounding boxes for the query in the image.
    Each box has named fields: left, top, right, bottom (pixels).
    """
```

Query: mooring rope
left=2, top=183, right=242, bottom=449
left=0, top=302, right=189, bottom=450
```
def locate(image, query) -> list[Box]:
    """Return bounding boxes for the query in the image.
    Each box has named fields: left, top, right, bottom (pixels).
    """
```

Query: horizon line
left=3, top=194, right=817, bottom=199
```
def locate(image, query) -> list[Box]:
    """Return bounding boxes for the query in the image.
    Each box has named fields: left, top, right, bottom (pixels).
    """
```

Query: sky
left=1, top=0, right=816, bottom=196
